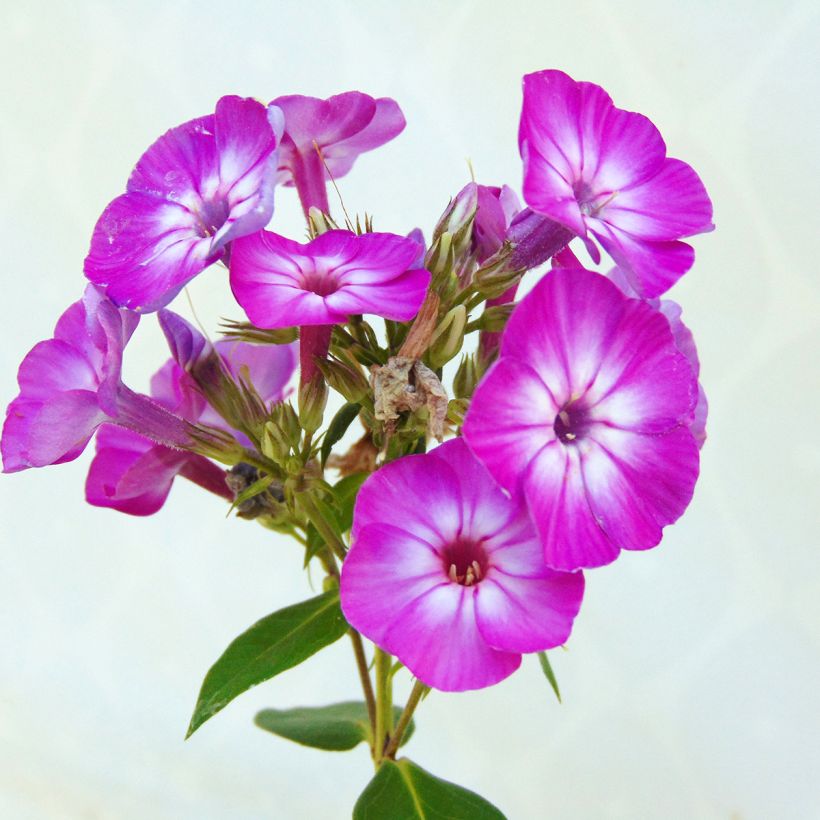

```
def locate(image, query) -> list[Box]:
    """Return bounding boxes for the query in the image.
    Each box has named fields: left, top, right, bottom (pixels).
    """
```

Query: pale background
left=1, top=1, right=818, bottom=818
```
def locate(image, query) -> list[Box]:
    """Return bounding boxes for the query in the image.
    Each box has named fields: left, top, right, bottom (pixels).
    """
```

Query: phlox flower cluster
left=2, top=68, right=712, bottom=791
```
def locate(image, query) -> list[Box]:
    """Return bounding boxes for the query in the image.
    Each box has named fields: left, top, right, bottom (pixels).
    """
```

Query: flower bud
left=425, top=231, right=455, bottom=284
left=314, top=357, right=370, bottom=403
left=429, top=305, right=467, bottom=368
left=473, top=257, right=524, bottom=299
left=453, top=354, right=478, bottom=399
left=432, top=184, right=479, bottom=260
left=505, top=208, right=574, bottom=271
left=260, top=420, right=291, bottom=464
left=307, top=206, right=339, bottom=237
left=298, top=376, right=328, bottom=434
left=447, top=398, right=470, bottom=426
left=474, top=302, right=515, bottom=333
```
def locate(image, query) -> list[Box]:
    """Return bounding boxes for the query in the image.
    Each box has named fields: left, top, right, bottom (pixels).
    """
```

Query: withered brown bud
left=225, top=463, right=286, bottom=519
left=370, top=356, right=448, bottom=441
left=398, top=291, right=441, bottom=359
left=327, top=431, right=379, bottom=476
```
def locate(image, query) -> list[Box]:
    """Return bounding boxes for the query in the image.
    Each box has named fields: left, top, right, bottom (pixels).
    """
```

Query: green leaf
left=186, top=591, right=348, bottom=738
left=254, top=701, right=414, bottom=752
left=332, top=472, right=368, bottom=532
left=303, top=523, right=326, bottom=568
left=228, top=473, right=274, bottom=515
left=321, top=401, right=361, bottom=466
left=354, top=758, right=506, bottom=819
left=536, top=651, right=561, bottom=703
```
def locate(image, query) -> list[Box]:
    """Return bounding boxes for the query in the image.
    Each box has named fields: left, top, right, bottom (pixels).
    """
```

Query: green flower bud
left=429, top=305, right=467, bottom=368
left=298, top=377, right=328, bottom=434
left=453, top=354, right=478, bottom=399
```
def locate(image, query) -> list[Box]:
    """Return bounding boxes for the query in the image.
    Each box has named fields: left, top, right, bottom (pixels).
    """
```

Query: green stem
left=298, top=491, right=347, bottom=561
left=373, top=647, right=393, bottom=762
left=383, top=679, right=427, bottom=759
left=349, top=631, right=377, bottom=738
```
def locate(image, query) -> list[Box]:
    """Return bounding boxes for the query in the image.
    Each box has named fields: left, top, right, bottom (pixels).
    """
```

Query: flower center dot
left=553, top=404, right=589, bottom=444
left=442, top=539, right=488, bottom=587
left=195, top=198, right=230, bottom=238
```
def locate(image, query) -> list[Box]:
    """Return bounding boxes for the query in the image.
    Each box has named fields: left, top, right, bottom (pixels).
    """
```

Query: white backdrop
left=1, top=1, right=818, bottom=818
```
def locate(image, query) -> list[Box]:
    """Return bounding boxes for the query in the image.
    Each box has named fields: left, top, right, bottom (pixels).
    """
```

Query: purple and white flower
left=341, top=438, right=584, bottom=692
left=273, top=92, right=405, bottom=216
left=86, top=314, right=295, bottom=515
left=85, top=96, right=283, bottom=312
left=463, top=267, right=700, bottom=571
left=519, top=69, right=713, bottom=297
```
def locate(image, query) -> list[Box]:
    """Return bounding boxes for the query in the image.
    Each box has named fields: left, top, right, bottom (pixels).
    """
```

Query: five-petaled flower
left=273, top=92, right=405, bottom=217
left=85, top=95, right=283, bottom=312
left=519, top=69, right=713, bottom=297
left=86, top=312, right=296, bottom=515
left=341, top=438, right=585, bottom=692
left=1, top=287, right=227, bottom=475
left=464, top=267, right=701, bottom=571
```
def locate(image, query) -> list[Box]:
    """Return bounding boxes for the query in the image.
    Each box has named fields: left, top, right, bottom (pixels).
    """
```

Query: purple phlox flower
left=473, top=184, right=522, bottom=264
left=340, top=438, right=584, bottom=692
left=87, top=311, right=296, bottom=515
left=85, top=96, right=284, bottom=312
left=273, top=92, right=405, bottom=216
left=463, top=267, right=700, bottom=571
left=519, top=69, right=713, bottom=297
left=607, top=267, right=707, bottom=447
left=473, top=184, right=523, bottom=363
left=229, top=229, right=429, bottom=328
left=2, top=285, right=139, bottom=472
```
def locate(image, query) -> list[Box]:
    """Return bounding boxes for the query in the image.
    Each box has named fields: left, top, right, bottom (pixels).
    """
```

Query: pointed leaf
left=537, top=651, right=561, bottom=703
left=254, top=701, right=414, bottom=751
left=354, top=758, right=506, bottom=819
left=186, top=591, right=348, bottom=737
left=321, top=401, right=361, bottom=466
left=332, top=472, right=368, bottom=533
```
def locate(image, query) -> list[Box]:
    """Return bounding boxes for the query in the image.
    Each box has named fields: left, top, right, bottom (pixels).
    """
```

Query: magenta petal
left=340, top=522, right=445, bottom=647
left=586, top=299, right=698, bottom=432
left=230, top=229, right=428, bottom=328
left=590, top=219, right=696, bottom=297
left=158, top=309, right=209, bottom=372
left=86, top=97, right=279, bottom=312
left=323, top=268, right=429, bottom=321
left=85, top=191, right=211, bottom=311
left=16, top=391, right=107, bottom=470
left=16, top=339, right=100, bottom=400
left=525, top=442, right=619, bottom=570
left=463, top=358, right=558, bottom=493
left=520, top=142, right=587, bottom=237
left=583, top=425, right=700, bottom=550
left=215, top=339, right=296, bottom=403
left=351, top=453, right=463, bottom=545
left=86, top=425, right=186, bottom=515
left=274, top=92, right=404, bottom=179
left=475, top=568, right=584, bottom=654
left=501, top=267, right=626, bottom=400
left=321, top=97, right=406, bottom=179
left=380, top=585, right=521, bottom=692
left=604, top=158, right=714, bottom=241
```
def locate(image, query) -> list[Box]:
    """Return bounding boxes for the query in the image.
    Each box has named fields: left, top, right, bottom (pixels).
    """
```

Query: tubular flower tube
left=519, top=69, right=713, bottom=297
left=340, top=438, right=585, bottom=692
left=1, top=285, right=200, bottom=472
left=87, top=315, right=296, bottom=515
left=273, top=92, right=405, bottom=216
left=85, top=96, right=284, bottom=312
left=471, top=184, right=523, bottom=364
left=463, top=267, right=700, bottom=571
